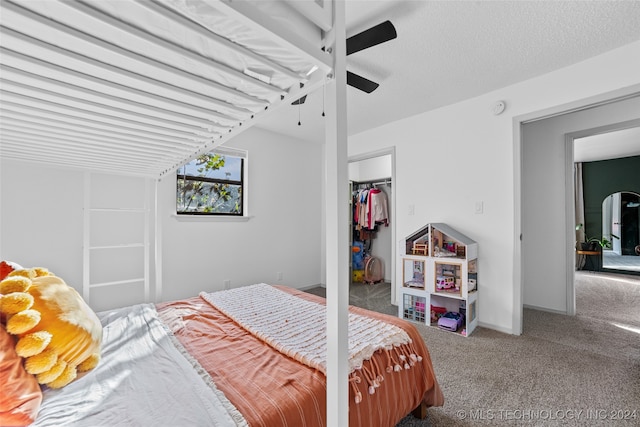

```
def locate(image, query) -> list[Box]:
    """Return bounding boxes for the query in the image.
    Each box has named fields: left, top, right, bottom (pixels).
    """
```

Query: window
left=176, top=148, right=246, bottom=216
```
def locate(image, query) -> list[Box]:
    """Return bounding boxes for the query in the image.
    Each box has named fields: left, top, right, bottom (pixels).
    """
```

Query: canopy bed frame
left=0, top=1, right=442, bottom=425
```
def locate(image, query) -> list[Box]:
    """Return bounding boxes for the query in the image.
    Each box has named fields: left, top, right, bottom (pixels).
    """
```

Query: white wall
left=0, top=162, right=155, bottom=310
left=348, top=155, right=392, bottom=181
left=347, top=40, right=640, bottom=334
left=0, top=161, right=85, bottom=285
left=0, top=126, right=324, bottom=309
left=158, top=126, right=323, bottom=302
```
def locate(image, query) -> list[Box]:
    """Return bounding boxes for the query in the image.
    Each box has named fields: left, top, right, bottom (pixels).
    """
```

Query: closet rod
left=352, top=178, right=391, bottom=187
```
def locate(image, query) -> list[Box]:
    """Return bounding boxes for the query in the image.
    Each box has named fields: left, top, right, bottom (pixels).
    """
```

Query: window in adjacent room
left=176, top=148, right=246, bottom=216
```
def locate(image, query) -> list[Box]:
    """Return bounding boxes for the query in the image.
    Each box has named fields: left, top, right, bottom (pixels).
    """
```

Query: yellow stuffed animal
left=0, top=265, right=102, bottom=389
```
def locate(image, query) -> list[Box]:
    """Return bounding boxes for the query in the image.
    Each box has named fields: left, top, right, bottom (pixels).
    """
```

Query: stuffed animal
left=0, top=262, right=102, bottom=389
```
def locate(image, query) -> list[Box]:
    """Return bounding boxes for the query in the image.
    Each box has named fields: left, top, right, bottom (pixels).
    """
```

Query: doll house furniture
left=399, top=223, right=478, bottom=336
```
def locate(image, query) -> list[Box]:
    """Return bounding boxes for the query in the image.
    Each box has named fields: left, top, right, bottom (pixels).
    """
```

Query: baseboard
left=523, top=304, right=568, bottom=315
left=477, top=321, right=518, bottom=335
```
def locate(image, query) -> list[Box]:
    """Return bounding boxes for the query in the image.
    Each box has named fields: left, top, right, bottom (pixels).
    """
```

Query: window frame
left=175, top=147, right=247, bottom=217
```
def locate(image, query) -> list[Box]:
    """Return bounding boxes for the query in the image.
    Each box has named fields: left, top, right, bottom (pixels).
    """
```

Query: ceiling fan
left=292, top=20, right=397, bottom=105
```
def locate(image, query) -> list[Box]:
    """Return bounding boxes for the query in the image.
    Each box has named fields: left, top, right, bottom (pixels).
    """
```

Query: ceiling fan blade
left=291, top=95, right=307, bottom=105
left=347, top=71, right=379, bottom=93
left=347, top=20, right=397, bottom=56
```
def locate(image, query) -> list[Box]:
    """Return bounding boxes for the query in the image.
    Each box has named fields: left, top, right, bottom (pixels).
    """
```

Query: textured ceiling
left=257, top=0, right=640, bottom=144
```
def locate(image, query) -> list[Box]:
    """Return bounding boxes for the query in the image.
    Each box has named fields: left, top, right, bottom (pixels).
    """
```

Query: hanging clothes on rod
left=368, top=187, right=388, bottom=228
left=352, top=183, right=389, bottom=232
left=354, top=178, right=392, bottom=189
left=350, top=180, right=390, bottom=285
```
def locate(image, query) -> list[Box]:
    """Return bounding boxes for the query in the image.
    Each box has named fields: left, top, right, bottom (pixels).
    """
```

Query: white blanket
left=33, top=303, right=247, bottom=427
left=201, top=284, right=414, bottom=375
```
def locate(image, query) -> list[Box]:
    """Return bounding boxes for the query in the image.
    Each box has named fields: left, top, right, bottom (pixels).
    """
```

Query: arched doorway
left=602, top=191, right=640, bottom=272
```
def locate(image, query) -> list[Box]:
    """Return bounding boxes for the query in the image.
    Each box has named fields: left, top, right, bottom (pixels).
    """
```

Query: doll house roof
left=429, top=223, right=477, bottom=246
left=405, top=224, right=430, bottom=243
left=405, top=223, right=477, bottom=247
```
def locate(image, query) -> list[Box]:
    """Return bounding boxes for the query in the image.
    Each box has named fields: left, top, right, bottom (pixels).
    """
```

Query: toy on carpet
left=0, top=261, right=102, bottom=389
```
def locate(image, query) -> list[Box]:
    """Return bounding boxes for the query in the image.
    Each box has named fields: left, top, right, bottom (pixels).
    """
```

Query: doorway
left=573, top=126, right=640, bottom=276
left=348, top=148, right=396, bottom=304
left=516, top=89, right=640, bottom=334
left=601, top=191, right=640, bottom=273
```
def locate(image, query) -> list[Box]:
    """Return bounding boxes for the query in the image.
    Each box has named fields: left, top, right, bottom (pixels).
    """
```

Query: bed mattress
left=32, top=285, right=443, bottom=426
left=157, top=285, right=443, bottom=427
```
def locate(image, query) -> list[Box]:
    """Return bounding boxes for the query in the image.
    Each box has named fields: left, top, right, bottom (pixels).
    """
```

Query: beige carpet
left=307, top=271, right=640, bottom=426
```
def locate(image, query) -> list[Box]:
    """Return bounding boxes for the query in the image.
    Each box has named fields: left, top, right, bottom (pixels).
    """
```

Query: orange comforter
left=156, top=286, right=443, bottom=427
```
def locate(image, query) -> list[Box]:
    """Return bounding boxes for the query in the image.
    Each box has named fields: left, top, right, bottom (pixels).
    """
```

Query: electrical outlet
left=277, top=272, right=283, bottom=282
left=474, top=201, right=484, bottom=214
left=408, top=204, right=415, bottom=216
left=223, top=279, right=231, bottom=290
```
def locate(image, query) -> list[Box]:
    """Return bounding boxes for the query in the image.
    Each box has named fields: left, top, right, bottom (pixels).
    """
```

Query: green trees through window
left=176, top=150, right=244, bottom=215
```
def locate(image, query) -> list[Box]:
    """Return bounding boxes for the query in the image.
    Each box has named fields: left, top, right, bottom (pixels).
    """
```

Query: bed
left=28, top=283, right=443, bottom=427
left=1, top=1, right=443, bottom=425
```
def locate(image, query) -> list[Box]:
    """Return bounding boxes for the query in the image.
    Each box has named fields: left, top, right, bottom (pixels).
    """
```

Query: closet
left=348, top=154, right=393, bottom=285
left=351, top=180, right=390, bottom=283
